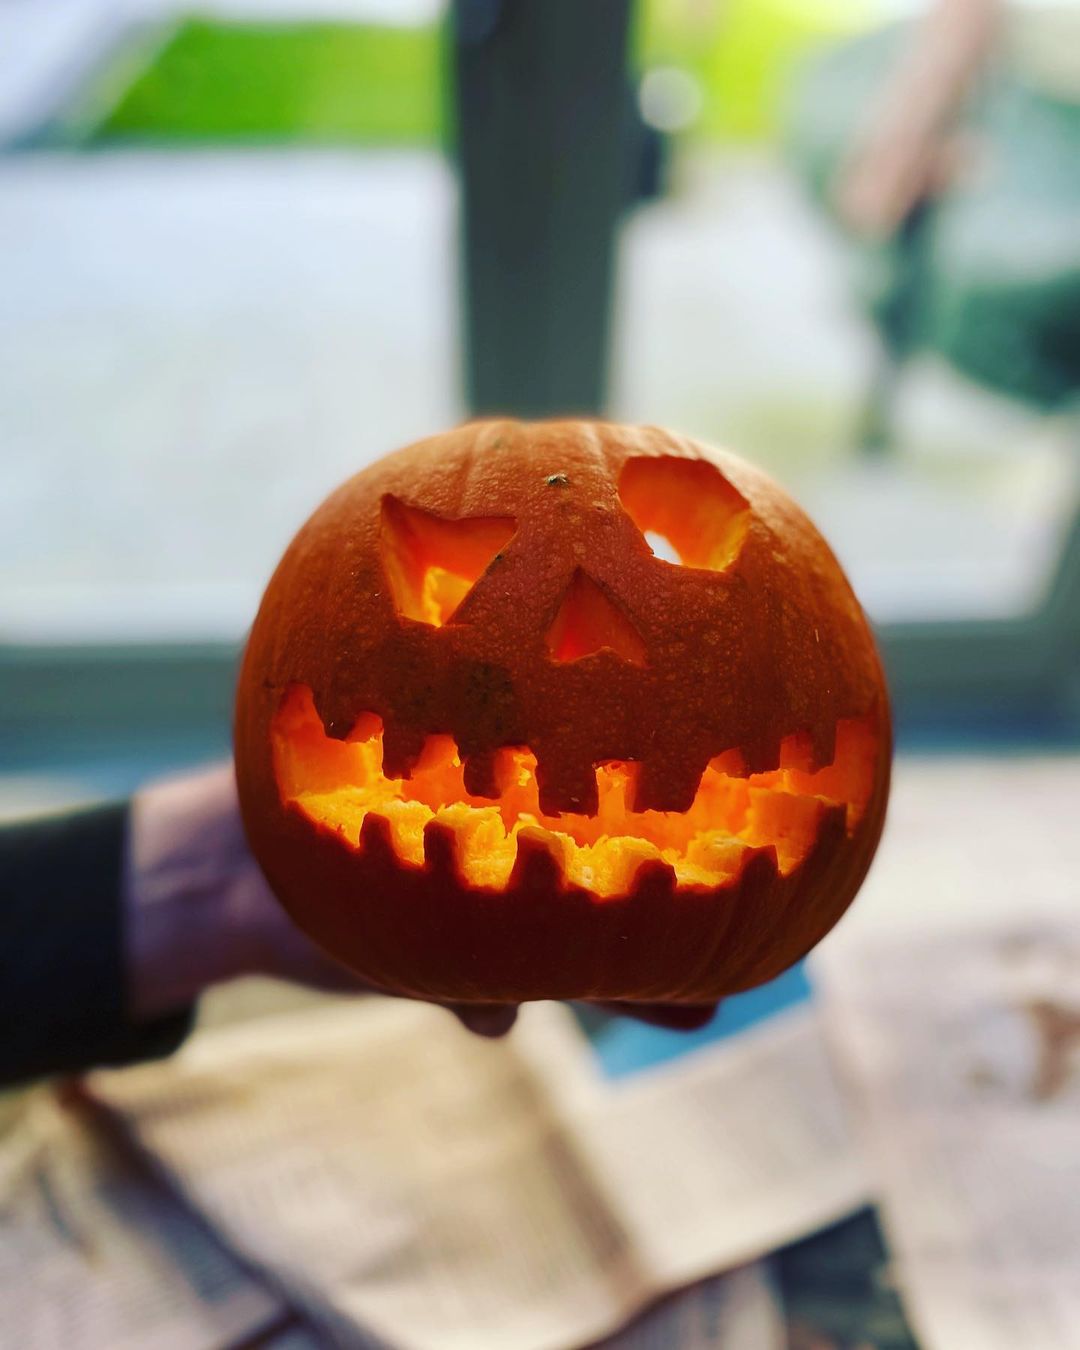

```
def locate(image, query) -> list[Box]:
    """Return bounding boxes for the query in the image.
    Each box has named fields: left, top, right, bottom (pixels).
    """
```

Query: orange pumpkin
left=235, top=420, right=890, bottom=1004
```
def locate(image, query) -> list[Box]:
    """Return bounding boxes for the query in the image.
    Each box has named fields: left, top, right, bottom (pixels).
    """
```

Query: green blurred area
left=786, top=21, right=1080, bottom=411
left=54, top=1, right=884, bottom=148
left=40, top=3, right=1080, bottom=417
left=89, top=19, right=443, bottom=146
left=636, top=0, right=878, bottom=141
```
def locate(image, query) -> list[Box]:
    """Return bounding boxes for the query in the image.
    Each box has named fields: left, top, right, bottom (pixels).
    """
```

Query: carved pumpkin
left=235, top=420, right=890, bottom=1004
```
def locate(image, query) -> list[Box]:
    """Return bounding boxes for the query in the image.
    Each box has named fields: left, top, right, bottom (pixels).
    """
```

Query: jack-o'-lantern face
left=235, top=420, right=890, bottom=1005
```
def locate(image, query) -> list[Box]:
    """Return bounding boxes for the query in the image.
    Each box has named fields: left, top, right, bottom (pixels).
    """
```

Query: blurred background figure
left=794, top=0, right=1080, bottom=437
left=832, top=0, right=1002, bottom=242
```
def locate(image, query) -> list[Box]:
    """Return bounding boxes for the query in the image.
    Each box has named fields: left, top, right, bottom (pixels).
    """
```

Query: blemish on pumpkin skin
left=272, top=683, right=876, bottom=901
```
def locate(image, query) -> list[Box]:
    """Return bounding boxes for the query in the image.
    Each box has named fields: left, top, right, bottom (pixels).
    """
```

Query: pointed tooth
left=816, top=800, right=850, bottom=844
left=319, top=689, right=361, bottom=741
left=535, top=750, right=598, bottom=818
left=381, top=720, right=425, bottom=780
left=510, top=827, right=567, bottom=892
left=423, top=819, right=457, bottom=874
left=746, top=844, right=781, bottom=883
left=462, top=749, right=499, bottom=799
left=632, top=756, right=707, bottom=814
left=359, top=812, right=397, bottom=865
left=778, top=728, right=815, bottom=774
left=741, top=735, right=782, bottom=776
left=629, top=856, right=677, bottom=900
left=808, top=720, right=838, bottom=773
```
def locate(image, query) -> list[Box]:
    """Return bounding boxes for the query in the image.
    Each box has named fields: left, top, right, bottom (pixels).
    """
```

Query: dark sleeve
left=0, top=802, right=195, bottom=1088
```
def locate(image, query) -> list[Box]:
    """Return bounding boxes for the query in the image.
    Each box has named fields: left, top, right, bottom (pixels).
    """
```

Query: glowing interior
left=273, top=685, right=877, bottom=898
left=381, top=496, right=516, bottom=627
left=619, top=456, right=751, bottom=571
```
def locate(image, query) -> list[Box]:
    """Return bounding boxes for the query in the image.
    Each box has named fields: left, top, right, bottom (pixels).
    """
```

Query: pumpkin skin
left=235, top=419, right=890, bottom=1004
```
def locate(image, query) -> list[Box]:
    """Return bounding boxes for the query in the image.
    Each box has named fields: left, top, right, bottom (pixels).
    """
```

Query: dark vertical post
left=451, top=0, right=633, bottom=419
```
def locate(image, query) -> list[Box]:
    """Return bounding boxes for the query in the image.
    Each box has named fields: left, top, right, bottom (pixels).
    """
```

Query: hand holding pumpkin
left=125, top=762, right=715, bottom=1035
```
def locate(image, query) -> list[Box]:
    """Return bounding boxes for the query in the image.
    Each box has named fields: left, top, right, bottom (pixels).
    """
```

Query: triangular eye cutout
left=547, top=569, right=647, bottom=666
left=381, top=496, right=516, bottom=627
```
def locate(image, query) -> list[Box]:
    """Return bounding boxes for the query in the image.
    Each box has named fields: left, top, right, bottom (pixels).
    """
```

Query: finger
left=451, top=1004, right=519, bottom=1038
left=597, top=1002, right=718, bottom=1031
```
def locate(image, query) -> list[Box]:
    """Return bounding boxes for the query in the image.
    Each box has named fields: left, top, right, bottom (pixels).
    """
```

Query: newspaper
left=84, top=997, right=865, bottom=1350
left=0, top=1086, right=291, bottom=1350
left=816, top=921, right=1080, bottom=1350
left=593, top=1263, right=782, bottom=1349
left=829, top=755, right=1080, bottom=941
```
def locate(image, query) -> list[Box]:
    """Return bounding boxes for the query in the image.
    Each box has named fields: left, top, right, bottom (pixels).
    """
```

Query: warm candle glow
left=273, top=684, right=877, bottom=899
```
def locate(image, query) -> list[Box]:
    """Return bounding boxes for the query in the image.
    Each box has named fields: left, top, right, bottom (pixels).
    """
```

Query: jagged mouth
left=272, top=684, right=877, bottom=899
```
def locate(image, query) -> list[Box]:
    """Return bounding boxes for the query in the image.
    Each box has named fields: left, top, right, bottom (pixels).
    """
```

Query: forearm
left=835, top=0, right=1000, bottom=236
left=0, top=803, right=194, bottom=1088
left=879, top=0, right=1000, bottom=131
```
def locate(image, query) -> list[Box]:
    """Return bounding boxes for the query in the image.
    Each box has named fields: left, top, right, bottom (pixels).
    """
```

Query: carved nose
left=546, top=569, right=647, bottom=665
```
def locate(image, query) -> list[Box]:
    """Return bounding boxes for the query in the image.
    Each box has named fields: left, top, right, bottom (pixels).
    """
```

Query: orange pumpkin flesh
left=235, top=420, right=891, bottom=1004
